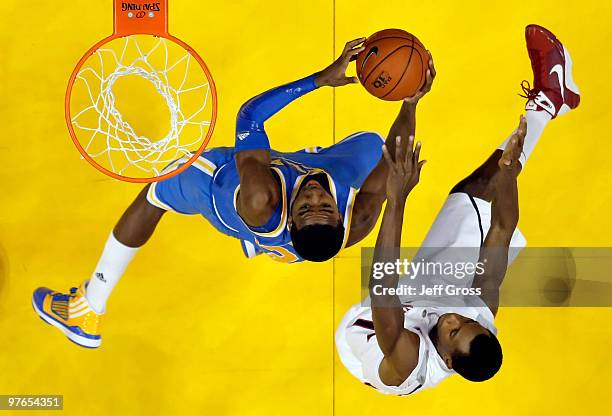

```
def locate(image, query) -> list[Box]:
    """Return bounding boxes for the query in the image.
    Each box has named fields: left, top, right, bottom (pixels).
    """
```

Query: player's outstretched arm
left=472, top=116, right=526, bottom=316
left=346, top=54, right=435, bottom=247
left=370, top=137, right=425, bottom=386
left=383, top=52, right=435, bottom=160
left=235, top=38, right=365, bottom=155
left=235, top=39, right=365, bottom=227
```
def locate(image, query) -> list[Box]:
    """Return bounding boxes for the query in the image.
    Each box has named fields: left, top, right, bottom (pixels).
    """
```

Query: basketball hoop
left=66, top=0, right=217, bottom=182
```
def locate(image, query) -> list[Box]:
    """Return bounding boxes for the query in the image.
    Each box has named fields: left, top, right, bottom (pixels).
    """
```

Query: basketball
left=356, top=29, right=429, bottom=101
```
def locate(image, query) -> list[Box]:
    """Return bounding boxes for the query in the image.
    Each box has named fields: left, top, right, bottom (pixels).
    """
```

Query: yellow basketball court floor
left=0, top=1, right=610, bottom=414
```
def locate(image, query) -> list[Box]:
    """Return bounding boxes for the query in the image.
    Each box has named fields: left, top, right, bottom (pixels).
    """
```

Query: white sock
left=497, top=109, right=552, bottom=166
left=85, top=232, right=138, bottom=314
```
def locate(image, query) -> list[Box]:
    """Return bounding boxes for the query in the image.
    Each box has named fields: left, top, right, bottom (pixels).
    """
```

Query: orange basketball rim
left=65, top=0, right=218, bottom=183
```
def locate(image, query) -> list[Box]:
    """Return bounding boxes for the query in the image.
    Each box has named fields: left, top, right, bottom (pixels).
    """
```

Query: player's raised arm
left=235, top=39, right=365, bottom=226
left=346, top=54, right=435, bottom=247
left=472, top=116, right=526, bottom=316
left=370, top=136, right=425, bottom=385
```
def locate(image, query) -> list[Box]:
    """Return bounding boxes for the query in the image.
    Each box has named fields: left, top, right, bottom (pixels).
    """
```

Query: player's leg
left=451, top=24, right=580, bottom=202
left=417, top=24, right=579, bottom=269
left=450, top=109, right=545, bottom=202
left=31, top=154, right=219, bottom=348
left=449, top=149, right=507, bottom=203
left=31, top=187, right=166, bottom=348
left=84, top=186, right=165, bottom=314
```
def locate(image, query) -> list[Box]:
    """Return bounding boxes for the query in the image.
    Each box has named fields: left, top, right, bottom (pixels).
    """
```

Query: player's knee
left=114, top=186, right=165, bottom=247
left=138, top=185, right=166, bottom=218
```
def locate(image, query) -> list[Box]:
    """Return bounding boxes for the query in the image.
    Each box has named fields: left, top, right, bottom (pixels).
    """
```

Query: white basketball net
left=70, top=35, right=212, bottom=177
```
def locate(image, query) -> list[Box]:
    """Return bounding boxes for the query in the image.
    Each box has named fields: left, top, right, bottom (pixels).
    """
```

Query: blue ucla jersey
left=148, top=131, right=383, bottom=263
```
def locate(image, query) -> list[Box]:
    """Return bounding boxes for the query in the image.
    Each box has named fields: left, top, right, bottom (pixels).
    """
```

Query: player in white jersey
left=335, top=24, right=580, bottom=395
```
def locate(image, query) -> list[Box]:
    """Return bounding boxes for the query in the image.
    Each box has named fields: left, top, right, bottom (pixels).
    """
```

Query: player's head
left=430, top=313, right=502, bottom=382
left=288, top=174, right=344, bottom=262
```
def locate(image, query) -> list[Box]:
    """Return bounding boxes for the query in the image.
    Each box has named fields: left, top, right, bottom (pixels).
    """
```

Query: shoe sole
left=32, top=296, right=101, bottom=348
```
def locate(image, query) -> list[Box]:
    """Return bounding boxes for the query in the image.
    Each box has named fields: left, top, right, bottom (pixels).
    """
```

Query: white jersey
left=335, top=300, right=496, bottom=396
left=335, top=192, right=526, bottom=396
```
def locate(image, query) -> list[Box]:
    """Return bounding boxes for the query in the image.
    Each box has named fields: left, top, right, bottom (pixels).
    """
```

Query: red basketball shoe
left=522, top=24, right=580, bottom=118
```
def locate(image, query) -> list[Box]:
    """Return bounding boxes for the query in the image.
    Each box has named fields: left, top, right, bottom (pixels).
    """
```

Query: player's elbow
left=238, top=97, right=265, bottom=122
left=377, top=327, right=402, bottom=356
left=353, top=206, right=377, bottom=231
left=351, top=193, right=384, bottom=232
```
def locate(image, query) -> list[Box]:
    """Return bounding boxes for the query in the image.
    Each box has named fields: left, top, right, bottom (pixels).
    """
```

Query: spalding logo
left=372, top=71, right=392, bottom=89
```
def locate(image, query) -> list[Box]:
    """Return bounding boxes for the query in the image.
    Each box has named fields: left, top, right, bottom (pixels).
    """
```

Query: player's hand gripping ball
left=356, top=29, right=429, bottom=101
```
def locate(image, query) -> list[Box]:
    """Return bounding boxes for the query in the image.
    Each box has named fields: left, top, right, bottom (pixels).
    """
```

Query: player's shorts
left=415, top=192, right=527, bottom=273
left=145, top=147, right=240, bottom=238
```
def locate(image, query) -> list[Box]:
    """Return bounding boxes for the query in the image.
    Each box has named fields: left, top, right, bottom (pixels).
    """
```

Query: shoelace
left=518, top=80, right=537, bottom=100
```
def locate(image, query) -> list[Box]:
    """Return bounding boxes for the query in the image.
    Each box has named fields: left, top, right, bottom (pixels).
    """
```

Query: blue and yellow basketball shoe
left=32, top=283, right=102, bottom=348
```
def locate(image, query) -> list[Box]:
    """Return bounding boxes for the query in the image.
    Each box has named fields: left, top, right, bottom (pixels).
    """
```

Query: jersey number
left=260, top=244, right=299, bottom=263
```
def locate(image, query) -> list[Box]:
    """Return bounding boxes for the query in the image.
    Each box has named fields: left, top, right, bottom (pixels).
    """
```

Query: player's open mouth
left=304, top=180, right=322, bottom=189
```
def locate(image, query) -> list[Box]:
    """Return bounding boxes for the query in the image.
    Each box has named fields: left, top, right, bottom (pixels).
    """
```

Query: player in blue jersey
left=32, top=38, right=436, bottom=348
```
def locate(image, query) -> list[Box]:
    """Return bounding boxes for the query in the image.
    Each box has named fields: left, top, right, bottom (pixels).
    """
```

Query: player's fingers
left=510, top=119, right=526, bottom=156
left=345, top=46, right=365, bottom=61
left=517, top=115, right=527, bottom=145
left=395, top=136, right=404, bottom=167
left=501, top=154, right=512, bottom=166
left=348, top=46, right=365, bottom=62
left=347, top=45, right=365, bottom=55
left=516, top=115, right=526, bottom=134
left=413, top=140, right=422, bottom=168
left=511, top=132, right=524, bottom=156
left=336, top=77, right=348, bottom=86
left=339, top=76, right=358, bottom=86
left=503, top=139, right=518, bottom=166
left=382, top=145, right=397, bottom=171
left=403, top=92, right=421, bottom=103
left=344, top=38, right=366, bottom=52
left=346, top=37, right=366, bottom=47
left=404, top=136, right=414, bottom=167
left=342, top=42, right=351, bottom=54
left=424, top=69, right=433, bottom=89
left=427, top=51, right=436, bottom=78
left=408, top=135, right=415, bottom=154
left=511, top=137, right=520, bottom=159
left=417, top=159, right=427, bottom=175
